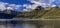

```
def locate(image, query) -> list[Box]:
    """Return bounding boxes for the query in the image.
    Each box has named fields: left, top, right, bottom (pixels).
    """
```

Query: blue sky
left=0, top=0, right=34, bottom=12
left=0, top=0, right=33, bottom=5
left=0, top=0, right=60, bottom=12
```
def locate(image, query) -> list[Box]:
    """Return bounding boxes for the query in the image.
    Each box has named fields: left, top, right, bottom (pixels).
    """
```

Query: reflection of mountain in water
left=0, top=9, right=21, bottom=19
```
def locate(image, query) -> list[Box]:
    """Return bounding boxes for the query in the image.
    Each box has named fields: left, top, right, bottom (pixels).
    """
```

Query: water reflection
left=0, top=21, right=37, bottom=28
left=0, top=25, right=6, bottom=28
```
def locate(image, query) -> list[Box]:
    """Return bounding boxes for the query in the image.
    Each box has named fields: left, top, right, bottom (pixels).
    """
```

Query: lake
left=0, top=21, right=37, bottom=28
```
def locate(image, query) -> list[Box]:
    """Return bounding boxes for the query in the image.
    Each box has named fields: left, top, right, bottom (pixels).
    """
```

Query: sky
left=0, top=0, right=60, bottom=12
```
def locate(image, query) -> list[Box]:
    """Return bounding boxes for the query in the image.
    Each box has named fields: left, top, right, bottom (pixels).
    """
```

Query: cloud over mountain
left=28, top=0, right=56, bottom=7
left=0, top=2, right=21, bottom=11
left=0, top=0, right=60, bottom=12
left=0, top=2, right=36, bottom=12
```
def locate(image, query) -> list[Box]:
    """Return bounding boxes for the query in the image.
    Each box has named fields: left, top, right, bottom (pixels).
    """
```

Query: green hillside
left=41, top=9, right=60, bottom=19
left=15, top=7, right=60, bottom=19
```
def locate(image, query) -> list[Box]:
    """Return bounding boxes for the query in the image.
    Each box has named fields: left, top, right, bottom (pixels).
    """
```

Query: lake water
left=0, top=21, right=37, bottom=28
left=0, top=24, right=36, bottom=28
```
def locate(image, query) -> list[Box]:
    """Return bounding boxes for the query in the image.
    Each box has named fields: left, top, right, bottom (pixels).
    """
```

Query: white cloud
left=29, top=0, right=55, bottom=3
left=4, top=3, right=9, bottom=5
left=0, top=0, right=56, bottom=12
left=0, top=2, right=35, bottom=12
left=6, top=7, right=13, bottom=10
left=28, top=0, right=56, bottom=7
left=0, top=2, right=7, bottom=11
left=8, top=4, right=16, bottom=7
left=23, top=9, right=28, bottom=11
left=23, top=4, right=33, bottom=11
left=15, top=5, right=21, bottom=9
left=31, top=4, right=40, bottom=9
left=8, top=4, right=21, bottom=10
left=23, top=4, right=40, bottom=11
left=22, top=0, right=56, bottom=12
left=51, top=4, right=56, bottom=7
left=23, top=4, right=27, bottom=7
left=22, top=3, right=40, bottom=11
left=26, top=5, right=32, bottom=8
left=0, top=2, right=21, bottom=11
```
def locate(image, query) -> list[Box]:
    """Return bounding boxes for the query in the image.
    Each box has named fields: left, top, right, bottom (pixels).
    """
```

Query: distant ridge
left=0, top=9, right=21, bottom=19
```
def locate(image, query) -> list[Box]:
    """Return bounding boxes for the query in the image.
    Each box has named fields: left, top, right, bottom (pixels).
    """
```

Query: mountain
left=3, top=9, right=21, bottom=15
left=15, top=6, right=60, bottom=19
left=0, top=9, right=21, bottom=19
left=15, top=6, right=45, bottom=18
